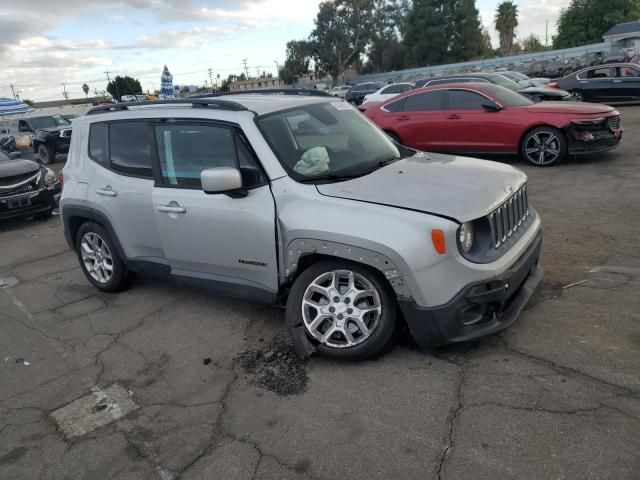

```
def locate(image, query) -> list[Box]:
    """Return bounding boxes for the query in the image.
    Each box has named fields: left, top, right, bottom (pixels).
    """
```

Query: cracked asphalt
left=1, top=106, right=640, bottom=480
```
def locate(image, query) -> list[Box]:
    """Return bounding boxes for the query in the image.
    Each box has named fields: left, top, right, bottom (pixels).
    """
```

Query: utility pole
left=61, top=82, right=69, bottom=101
left=242, top=58, right=249, bottom=78
left=208, top=68, right=214, bottom=92
left=545, top=21, right=548, bottom=47
left=10, top=84, right=17, bottom=100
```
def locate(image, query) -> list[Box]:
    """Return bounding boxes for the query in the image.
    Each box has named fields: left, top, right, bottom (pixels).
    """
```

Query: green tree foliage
left=365, top=0, right=408, bottom=73
left=521, top=34, right=546, bottom=53
left=283, top=40, right=313, bottom=77
left=310, top=0, right=376, bottom=82
left=494, top=1, right=518, bottom=55
left=553, top=0, right=640, bottom=48
left=403, top=0, right=487, bottom=67
left=106, top=76, right=142, bottom=102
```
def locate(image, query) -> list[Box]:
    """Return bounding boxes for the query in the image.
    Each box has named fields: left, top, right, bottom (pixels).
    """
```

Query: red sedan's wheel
left=520, top=127, right=567, bottom=167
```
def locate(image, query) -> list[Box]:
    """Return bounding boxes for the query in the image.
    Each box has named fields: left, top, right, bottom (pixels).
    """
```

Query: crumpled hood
left=316, top=152, right=527, bottom=223
left=0, top=158, right=40, bottom=178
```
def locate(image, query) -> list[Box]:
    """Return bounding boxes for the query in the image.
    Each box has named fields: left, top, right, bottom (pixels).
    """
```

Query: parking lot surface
left=1, top=107, right=639, bottom=480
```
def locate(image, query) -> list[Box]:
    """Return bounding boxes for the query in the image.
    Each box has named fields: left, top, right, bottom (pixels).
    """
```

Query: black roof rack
left=198, top=88, right=332, bottom=98
left=86, top=98, right=248, bottom=115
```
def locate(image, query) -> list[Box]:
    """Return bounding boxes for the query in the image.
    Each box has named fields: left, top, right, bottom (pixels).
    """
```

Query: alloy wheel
left=301, top=270, right=382, bottom=348
left=80, top=232, right=114, bottom=284
left=524, top=131, right=561, bottom=166
left=570, top=91, right=583, bottom=102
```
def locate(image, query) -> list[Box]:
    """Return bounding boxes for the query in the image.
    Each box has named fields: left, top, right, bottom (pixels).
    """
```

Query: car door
left=85, top=120, right=165, bottom=261
left=381, top=90, right=446, bottom=150
left=150, top=121, right=278, bottom=294
left=616, top=65, right=640, bottom=100
left=580, top=67, right=617, bottom=101
left=440, top=89, right=511, bottom=152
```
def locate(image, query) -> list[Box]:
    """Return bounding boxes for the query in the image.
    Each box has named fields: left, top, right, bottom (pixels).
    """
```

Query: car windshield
left=483, top=85, right=533, bottom=107
left=258, top=102, right=404, bottom=181
left=30, top=115, right=71, bottom=129
left=487, top=74, right=522, bottom=91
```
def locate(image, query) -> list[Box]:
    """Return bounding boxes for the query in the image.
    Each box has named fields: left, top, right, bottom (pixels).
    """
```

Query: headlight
left=44, top=168, right=57, bottom=185
left=458, top=222, right=474, bottom=253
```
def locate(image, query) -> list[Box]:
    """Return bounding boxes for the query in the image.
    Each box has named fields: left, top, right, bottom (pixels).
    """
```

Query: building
left=603, top=20, right=640, bottom=52
left=231, top=77, right=284, bottom=91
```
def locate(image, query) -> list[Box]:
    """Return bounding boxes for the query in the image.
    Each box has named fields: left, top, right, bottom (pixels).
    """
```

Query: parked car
left=344, top=82, right=381, bottom=105
left=552, top=63, right=640, bottom=102
left=362, top=83, right=414, bottom=105
left=61, top=113, right=80, bottom=122
left=542, top=59, right=576, bottom=78
left=602, top=50, right=632, bottom=65
left=365, top=83, right=622, bottom=166
left=415, top=72, right=571, bottom=102
left=60, top=92, right=543, bottom=360
left=329, top=86, right=351, bottom=98
left=15, top=115, right=72, bottom=164
left=498, top=71, right=551, bottom=88
left=0, top=149, right=60, bottom=222
left=0, top=128, right=17, bottom=154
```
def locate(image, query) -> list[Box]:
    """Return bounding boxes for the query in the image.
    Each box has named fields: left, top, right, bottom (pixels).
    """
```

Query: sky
left=0, top=0, right=570, bottom=103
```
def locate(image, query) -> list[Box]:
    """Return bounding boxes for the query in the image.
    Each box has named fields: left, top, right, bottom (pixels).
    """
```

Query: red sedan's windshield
left=482, top=85, right=534, bottom=107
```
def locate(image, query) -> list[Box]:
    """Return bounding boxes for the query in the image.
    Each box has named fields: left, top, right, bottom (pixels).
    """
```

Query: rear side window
left=109, top=122, right=153, bottom=177
left=447, top=90, right=487, bottom=110
left=403, top=91, right=444, bottom=111
left=585, top=68, right=614, bottom=79
left=88, top=123, right=108, bottom=165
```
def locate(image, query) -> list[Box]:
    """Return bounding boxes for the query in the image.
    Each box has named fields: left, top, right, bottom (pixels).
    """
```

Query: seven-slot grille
left=488, top=185, right=529, bottom=249
left=608, top=115, right=621, bottom=131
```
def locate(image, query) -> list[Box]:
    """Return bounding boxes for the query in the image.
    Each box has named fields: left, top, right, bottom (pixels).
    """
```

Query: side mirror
left=482, top=102, right=503, bottom=112
left=201, top=167, right=245, bottom=197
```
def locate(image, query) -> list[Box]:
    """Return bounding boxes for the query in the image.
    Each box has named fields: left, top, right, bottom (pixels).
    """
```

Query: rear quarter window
left=88, top=123, right=108, bottom=165
left=109, top=122, right=153, bottom=177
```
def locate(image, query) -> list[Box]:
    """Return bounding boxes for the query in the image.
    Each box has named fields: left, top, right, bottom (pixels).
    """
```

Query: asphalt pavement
left=1, top=107, right=639, bottom=479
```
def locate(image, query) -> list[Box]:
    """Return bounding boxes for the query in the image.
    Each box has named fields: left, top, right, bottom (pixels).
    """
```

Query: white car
left=498, top=71, right=551, bottom=88
left=329, top=86, right=351, bottom=98
left=362, top=83, right=414, bottom=104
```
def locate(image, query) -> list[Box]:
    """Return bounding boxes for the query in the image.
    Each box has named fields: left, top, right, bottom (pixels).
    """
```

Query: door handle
left=157, top=203, right=186, bottom=214
left=447, top=114, right=461, bottom=120
left=96, top=186, right=117, bottom=197
left=613, top=80, right=622, bottom=83
left=397, top=115, right=410, bottom=121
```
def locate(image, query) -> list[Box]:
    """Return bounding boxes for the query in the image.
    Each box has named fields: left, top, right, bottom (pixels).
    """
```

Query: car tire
left=76, top=221, right=135, bottom=293
left=569, top=90, right=584, bottom=102
left=37, top=144, right=55, bottom=165
left=385, top=131, right=403, bottom=145
left=286, top=260, right=398, bottom=360
left=520, top=126, right=567, bottom=167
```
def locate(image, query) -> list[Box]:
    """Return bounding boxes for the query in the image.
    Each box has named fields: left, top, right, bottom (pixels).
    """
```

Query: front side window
left=447, top=90, right=488, bottom=110
left=586, top=68, right=614, bottom=79
left=109, top=122, right=153, bottom=177
left=258, top=102, right=403, bottom=181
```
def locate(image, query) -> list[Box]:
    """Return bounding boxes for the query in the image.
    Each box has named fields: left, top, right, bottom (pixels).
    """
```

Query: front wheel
left=520, top=126, right=567, bottom=167
left=286, top=261, right=397, bottom=360
left=37, top=144, right=55, bottom=165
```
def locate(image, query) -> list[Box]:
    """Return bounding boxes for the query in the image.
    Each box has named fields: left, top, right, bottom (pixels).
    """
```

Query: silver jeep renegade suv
left=60, top=91, right=543, bottom=360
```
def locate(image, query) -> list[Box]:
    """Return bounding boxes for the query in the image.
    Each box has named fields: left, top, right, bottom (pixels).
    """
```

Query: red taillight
left=548, top=82, right=559, bottom=89
left=59, top=171, right=64, bottom=191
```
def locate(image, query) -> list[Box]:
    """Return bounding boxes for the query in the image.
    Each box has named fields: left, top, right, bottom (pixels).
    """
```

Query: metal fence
left=356, top=42, right=612, bottom=83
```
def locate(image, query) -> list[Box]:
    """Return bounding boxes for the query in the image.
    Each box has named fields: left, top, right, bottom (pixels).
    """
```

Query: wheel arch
left=61, top=206, right=128, bottom=261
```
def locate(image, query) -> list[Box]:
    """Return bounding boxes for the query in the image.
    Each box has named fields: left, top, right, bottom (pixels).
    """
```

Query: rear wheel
left=76, top=222, right=135, bottom=292
left=569, top=90, right=584, bottom=102
left=37, top=144, right=55, bottom=165
left=286, top=260, right=397, bottom=360
left=520, top=126, right=567, bottom=167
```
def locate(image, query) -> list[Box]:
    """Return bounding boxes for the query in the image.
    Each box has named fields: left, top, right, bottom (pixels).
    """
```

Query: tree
left=521, top=34, right=546, bottom=53
left=403, top=0, right=487, bottom=68
left=283, top=39, right=313, bottom=78
left=106, top=76, right=142, bottom=102
left=309, top=0, right=376, bottom=83
left=494, top=1, right=518, bottom=55
left=279, top=67, right=296, bottom=85
left=365, top=0, right=407, bottom=73
left=82, top=83, right=89, bottom=101
left=553, top=0, right=640, bottom=48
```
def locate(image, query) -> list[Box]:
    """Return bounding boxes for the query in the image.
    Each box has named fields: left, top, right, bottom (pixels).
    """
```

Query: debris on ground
left=236, top=333, right=309, bottom=396
left=203, top=357, right=212, bottom=365
left=563, top=279, right=589, bottom=289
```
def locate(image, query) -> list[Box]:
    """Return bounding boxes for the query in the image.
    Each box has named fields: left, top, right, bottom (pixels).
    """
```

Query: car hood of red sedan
left=316, top=152, right=527, bottom=223
left=523, top=102, right=617, bottom=115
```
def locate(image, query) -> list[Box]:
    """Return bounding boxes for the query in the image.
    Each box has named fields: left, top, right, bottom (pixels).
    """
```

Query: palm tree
left=495, top=1, right=518, bottom=55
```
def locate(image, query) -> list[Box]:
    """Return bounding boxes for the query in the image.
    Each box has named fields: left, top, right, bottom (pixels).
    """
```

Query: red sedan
left=364, top=83, right=623, bottom=166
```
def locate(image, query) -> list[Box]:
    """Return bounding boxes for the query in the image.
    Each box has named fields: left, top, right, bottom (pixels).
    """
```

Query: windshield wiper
left=298, top=172, right=364, bottom=183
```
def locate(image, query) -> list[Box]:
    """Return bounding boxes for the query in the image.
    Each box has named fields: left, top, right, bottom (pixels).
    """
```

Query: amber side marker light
left=431, top=229, right=446, bottom=255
